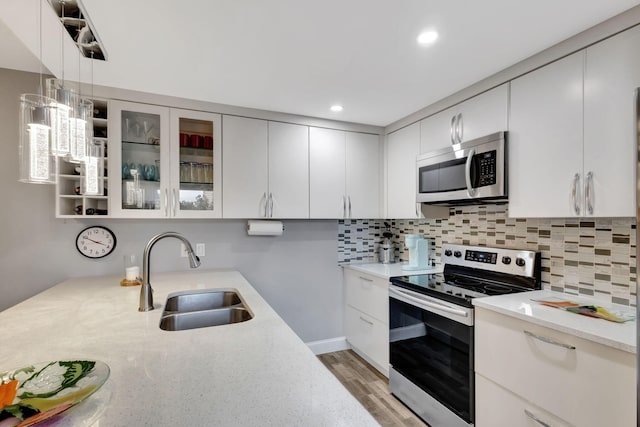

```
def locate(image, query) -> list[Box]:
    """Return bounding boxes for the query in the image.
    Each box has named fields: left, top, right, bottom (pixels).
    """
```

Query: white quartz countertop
left=472, top=290, right=636, bottom=354
left=0, top=269, right=378, bottom=426
left=342, top=262, right=443, bottom=279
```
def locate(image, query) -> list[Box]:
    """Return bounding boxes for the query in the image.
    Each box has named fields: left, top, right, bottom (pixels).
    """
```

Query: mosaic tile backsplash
left=338, top=205, right=637, bottom=306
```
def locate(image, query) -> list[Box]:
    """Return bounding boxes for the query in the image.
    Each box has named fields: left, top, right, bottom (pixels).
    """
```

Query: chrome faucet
left=139, top=232, right=201, bottom=312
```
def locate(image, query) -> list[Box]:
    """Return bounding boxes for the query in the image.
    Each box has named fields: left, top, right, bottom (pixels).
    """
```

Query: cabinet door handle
left=571, top=173, right=581, bottom=216
left=465, top=148, right=476, bottom=197
left=342, top=195, right=347, bottom=218
left=450, top=115, right=457, bottom=145
left=415, top=203, right=421, bottom=218
left=456, top=113, right=463, bottom=143
left=524, top=409, right=552, bottom=427
left=359, top=316, right=374, bottom=326
left=524, top=330, right=576, bottom=350
left=172, top=188, right=177, bottom=216
left=163, top=189, right=168, bottom=217
left=585, top=171, right=594, bottom=215
left=268, top=193, right=273, bottom=218
left=348, top=196, right=352, bottom=218
left=262, top=192, right=267, bottom=218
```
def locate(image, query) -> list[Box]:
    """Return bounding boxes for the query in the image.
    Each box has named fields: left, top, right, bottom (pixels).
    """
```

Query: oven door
left=416, top=131, right=506, bottom=204
left=389, top=285, right=474, bottom=425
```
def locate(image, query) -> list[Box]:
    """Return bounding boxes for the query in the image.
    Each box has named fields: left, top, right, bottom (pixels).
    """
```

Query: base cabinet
left=343, top=269, right=389, bottom=376
left=475, top=307, right=636, bottom=427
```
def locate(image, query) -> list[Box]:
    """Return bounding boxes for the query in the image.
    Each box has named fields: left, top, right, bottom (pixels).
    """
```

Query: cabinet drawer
left=345, top=305, right=389, bottom=376
left=476, top=374, right=571, bottom=427
left=343, top=269, right=389, bottom=323
left=475, top=308, right=636, bottom=427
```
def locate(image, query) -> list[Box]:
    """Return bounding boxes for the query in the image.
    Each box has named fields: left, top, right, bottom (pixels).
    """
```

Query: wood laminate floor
left=318, top=350, right=428, bottom=427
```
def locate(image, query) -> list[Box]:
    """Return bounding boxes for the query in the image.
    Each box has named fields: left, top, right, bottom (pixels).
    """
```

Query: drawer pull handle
left=359, top=276, right=374, bottom=283
left=359, top=316, right=374, bottom=326
left=524, top=409, right=552, bottom=427
left=524, top=330, right=576, bottom=350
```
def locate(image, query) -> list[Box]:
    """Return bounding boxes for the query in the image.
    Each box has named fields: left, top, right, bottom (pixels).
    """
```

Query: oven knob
left=444, top=249, right=452, bottom=257
left=453, top=251, right=462, bottom=258
left=502, top=256, right=511, bottom=265
left=515, top=257, right=526, bottom=267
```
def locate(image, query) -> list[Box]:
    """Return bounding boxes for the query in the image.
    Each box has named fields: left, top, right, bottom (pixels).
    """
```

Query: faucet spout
left=139, top=232, right=201, bottom=312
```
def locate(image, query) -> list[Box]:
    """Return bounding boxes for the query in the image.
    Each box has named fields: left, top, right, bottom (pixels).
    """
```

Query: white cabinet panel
left=268, top=122, right=309, bottom=218
left=346, top=132, right=380, bottom=219
left=387, top=123, right=421, bottom=219
left=344, top=269, right=389, bottom=323
left=222, top=116, right=268, bottom=218
left=508, top=52, right=584, bottom=217
left=345, top=306, right=389, bottom=376
left=475, top=375, right=572, bottom=427
left=419, top=83, right=509, bottom=154
left=310, top=128, right=380, bottom=219
left=309, top=127, right=346, bottom=218
left=475, top=308, right=636, bottom=427
left=584, top=25, right=640, bottom=217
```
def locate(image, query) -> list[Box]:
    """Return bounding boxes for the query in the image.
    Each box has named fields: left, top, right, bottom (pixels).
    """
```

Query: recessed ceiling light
left=417, top=30, right=438, bottom=45
left=330, top=105, right=343, bottom=112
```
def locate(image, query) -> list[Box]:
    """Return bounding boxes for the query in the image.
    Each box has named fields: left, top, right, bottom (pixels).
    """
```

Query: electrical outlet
left=180, top=243, right=187, bottom=258
left=196, top=243, right=205, bottom=257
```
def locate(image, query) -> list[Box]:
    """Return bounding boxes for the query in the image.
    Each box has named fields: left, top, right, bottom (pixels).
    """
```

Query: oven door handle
left=389, top=287, right=469, bottom=318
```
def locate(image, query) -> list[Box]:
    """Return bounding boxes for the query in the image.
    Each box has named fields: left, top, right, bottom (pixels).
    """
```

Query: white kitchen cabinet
left=509, top=52, right=584, bottom=218
left=386, top=123, right=422, bottom=218
left=268, top=122, right=309, bottom=218
left=475, top=307, right=636, bottom=427
left=108, top=101, right=171, bottom=218
left=109, top=102, right=222, bottom=219
left=510, top=26, right=639, bottom=218
left=309, top=127, right=380, bottom=219
left=583, top=25, right=640, bottom=217
left=223, top=117, right=310, bottom=218
left=420, top=83, right=508, bottom=153
left=170, top=109, right=222, bottom=218
left=343, top=268, right=389, bottom=376
left=222, top=116, right=269, bottom=218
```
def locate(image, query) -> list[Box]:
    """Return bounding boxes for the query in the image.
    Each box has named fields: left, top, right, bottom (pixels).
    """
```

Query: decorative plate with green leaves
left=0, top=360, right=109, bottom=426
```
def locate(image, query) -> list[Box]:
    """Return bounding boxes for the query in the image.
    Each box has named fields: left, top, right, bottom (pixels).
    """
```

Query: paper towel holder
left=247, top=220, right=284, bottom=236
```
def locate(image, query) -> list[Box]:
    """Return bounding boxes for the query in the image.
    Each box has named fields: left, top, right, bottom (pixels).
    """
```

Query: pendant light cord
left=59, top=0, right=65, bottom=83
left=38, top=0, right=43, bottom=96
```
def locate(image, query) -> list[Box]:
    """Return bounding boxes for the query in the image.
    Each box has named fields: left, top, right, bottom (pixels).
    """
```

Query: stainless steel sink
left=164, top=290, right=242, bottom=312
left=160, top=289, right=253, bottom=331
left=160, top=307, right=253, bottom=331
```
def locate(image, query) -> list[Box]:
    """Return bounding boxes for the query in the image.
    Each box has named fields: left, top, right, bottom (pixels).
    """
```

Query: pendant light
left=18, top=0, right=57, bottom=184
left=81, top=51, right=103, bottom=196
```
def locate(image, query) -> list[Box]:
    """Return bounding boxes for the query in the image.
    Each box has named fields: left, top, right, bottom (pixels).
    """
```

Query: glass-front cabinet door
left=109, top=101, right=170, bottom=218
left=169, top=109, right=222, bottom=218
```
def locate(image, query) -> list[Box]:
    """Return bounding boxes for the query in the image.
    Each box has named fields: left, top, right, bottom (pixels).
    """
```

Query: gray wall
left=0, top=68, right=343, bottom=343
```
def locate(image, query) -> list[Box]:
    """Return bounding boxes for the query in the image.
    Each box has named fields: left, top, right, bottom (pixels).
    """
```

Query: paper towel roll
left=247, top=220, right=284, bottom=236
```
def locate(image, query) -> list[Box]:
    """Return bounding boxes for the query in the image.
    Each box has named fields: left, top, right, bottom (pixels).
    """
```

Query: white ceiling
left=6, top=0, right=640, bottom=126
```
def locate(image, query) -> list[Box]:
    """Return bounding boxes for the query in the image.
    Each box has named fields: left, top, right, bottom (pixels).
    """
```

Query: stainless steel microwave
left=416, top=131, right=507, bottom=204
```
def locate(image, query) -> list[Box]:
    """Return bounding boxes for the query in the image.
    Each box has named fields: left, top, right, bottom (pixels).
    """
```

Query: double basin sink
left=160, top=289, right=253, bottom=331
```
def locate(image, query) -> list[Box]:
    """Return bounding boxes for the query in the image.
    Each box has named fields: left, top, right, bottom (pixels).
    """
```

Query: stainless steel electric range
left=388, top=243, right=541, bottom=427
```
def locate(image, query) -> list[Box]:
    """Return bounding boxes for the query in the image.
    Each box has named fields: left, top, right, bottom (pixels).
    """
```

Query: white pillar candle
left=125, top=266, right=140, bottom=281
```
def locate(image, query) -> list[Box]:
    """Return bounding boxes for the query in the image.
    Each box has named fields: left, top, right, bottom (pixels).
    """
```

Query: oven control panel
left=441, top=243, right=539, bottom=278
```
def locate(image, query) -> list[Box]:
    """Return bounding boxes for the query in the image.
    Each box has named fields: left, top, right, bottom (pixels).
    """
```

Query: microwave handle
left=465, top=148, right=476, bottom=197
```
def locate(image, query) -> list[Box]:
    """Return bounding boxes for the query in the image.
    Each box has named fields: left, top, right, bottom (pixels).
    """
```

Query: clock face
left=76, top=226, right=117, bottom=259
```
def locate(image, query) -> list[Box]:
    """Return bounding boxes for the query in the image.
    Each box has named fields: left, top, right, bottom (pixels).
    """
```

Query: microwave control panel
left=477, top=150, right=497, bottom=187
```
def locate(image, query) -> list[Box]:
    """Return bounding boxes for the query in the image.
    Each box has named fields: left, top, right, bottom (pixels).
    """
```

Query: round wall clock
left=76, top=226, right=117, bottom=259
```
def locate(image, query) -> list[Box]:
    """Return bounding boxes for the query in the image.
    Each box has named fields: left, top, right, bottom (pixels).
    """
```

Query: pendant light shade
left=18, top=94, right=57, bottom=184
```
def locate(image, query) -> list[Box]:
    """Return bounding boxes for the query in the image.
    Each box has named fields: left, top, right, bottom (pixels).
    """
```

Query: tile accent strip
left=338, top=205, right=636, bottom=306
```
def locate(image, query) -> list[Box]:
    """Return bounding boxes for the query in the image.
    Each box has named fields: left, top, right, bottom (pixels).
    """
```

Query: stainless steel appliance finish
left=389, top=243, right=541, bottom=426
left=416, top=131, right=507, bottom=205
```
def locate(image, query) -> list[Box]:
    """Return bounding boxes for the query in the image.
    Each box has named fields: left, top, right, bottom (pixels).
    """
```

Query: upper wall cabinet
left=386, top=123, right=422, bottom=219
left=222, top=116, right=269, bottom=218
left=109, top=101, right=222, bottom=218
left=222, top=116, right=310, bottom=219
left=583, top=25, right=640, bottom=217
left=309, top=128, right=380, bottom=219
left=420, top=83, right=509, bottom=153
left=510, top=25, right=639, bottom=218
